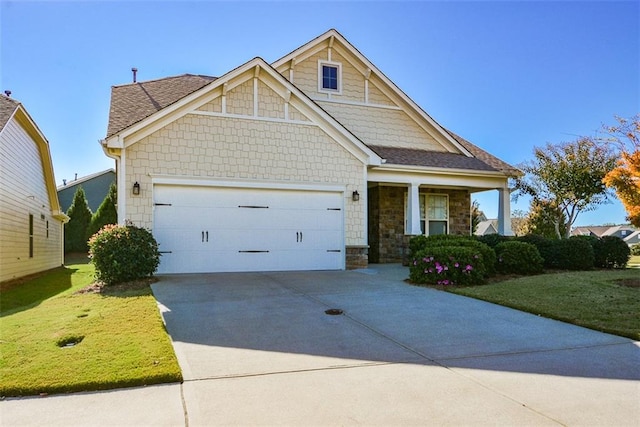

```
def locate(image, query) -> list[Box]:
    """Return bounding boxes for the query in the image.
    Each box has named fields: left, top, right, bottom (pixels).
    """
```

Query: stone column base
left=346, top=245, right=369, bottom=269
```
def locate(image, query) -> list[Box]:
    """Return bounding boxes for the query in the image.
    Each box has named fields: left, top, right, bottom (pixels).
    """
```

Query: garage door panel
left=153, top=185, right=345, bottom=274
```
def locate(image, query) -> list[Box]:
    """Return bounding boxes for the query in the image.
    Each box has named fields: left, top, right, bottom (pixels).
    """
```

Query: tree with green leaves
left=514, top=137, right=616, bottom=238
left=471, top=200, right=481, bottom=235
left=521, top=199, right=568, bottom=239
left=64, top=186, right=93, bottom=253
left=86, top=183, right=118, bottom=241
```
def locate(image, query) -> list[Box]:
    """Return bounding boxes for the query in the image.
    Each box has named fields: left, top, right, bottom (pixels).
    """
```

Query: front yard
left=0, top=259, right=182, bottom=397
left=449, top=269, right=640, bottom=340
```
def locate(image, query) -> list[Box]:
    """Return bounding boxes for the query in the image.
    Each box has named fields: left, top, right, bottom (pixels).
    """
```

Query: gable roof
left=0, top=95, right=68, bottom=222
left=107, top=74, right=216, bottom=137
left=104, top=30, right=518, bottom=177
left=104, top=57, right=381, bottom=165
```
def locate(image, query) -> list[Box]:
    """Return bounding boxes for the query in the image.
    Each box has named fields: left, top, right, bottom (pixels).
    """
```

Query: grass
left=448, top=269, right=640, bottom=340
left=0, top=259, right=182, bottom=397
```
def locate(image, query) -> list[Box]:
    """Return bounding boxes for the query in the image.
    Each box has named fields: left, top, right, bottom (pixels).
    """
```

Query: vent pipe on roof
left=132, top=67, right=138, bottom=83
left=4, top=90, right=11, bottom=97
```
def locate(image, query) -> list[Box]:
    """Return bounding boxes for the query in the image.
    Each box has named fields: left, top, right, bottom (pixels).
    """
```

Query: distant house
left=623, top=230, right=640, bottom=247
left=571, top=225, right=638, bottom=246
left=57, top=169, right=115, bottom=213
left=475, top=220, right=498, bottom=236
left=0, top=94, right=69, bottom=283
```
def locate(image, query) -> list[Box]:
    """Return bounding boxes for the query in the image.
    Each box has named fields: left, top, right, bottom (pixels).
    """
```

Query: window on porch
left=405, top=194, right=449, bottom=235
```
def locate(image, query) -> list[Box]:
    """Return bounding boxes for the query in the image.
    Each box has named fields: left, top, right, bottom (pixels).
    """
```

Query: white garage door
left=153, top=185, right=344, bottom=274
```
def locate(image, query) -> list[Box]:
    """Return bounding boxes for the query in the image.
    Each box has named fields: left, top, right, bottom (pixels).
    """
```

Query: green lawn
left=0, top=260, right=182, bottom=397
left=449, top=269, right=640, bottom=340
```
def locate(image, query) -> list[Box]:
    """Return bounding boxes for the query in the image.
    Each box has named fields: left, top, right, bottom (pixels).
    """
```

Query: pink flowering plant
left=409, top=246, right=487, bottom=286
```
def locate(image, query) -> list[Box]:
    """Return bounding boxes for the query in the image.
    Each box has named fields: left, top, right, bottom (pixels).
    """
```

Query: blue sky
left=1, top=0, right=638, bottom=226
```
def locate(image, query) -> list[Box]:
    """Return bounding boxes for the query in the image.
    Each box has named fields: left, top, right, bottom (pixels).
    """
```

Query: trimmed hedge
left=88, top=224, right=160, bottom=285
left=494, top=241, right=544, bottom=275
left=476, top=234, right=512, bottom=248
left=593, top=236, right=631, bottom=268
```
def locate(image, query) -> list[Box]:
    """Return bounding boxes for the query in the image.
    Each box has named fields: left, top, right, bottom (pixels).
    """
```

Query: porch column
left=497, top=187, right=514, bottom=235
left=407, top=182, right=422, bottom=235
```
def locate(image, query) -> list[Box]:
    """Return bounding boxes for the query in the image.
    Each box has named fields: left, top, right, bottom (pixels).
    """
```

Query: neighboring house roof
left=0, top=95, right=68, bottom=222
left=57, top=169, right=115, bottom=212
left=107, top=74, right=217, bottom=137
left=624, top=230, right=640, bottom=245
left=0, top=95, right=21, bottom=130
left=571, top=225, right=637, bottom=238
left=475, top=220, right=498, bottom=236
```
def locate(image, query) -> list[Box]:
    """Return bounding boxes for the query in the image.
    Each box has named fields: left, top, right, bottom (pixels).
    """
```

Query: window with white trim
left=405, top=194, right=449, bottom=235
left=318, top=60, right=342, bottom=94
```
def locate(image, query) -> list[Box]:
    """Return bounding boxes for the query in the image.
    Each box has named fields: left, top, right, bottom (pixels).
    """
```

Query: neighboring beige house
left=572, top=225, right=638, bottom=244
left=102, top=29, right=518, bottom=274
left=0, top=95, right=68, bottom=283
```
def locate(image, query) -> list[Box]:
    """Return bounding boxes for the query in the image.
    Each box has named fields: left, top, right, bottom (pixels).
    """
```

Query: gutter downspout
left=99, top=139, right=125, bottom=224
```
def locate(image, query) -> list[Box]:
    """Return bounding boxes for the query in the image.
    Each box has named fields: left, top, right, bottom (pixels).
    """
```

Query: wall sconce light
left=352, top=190, right=360, bottom=202
left=132, top=182, right=140, bottom=195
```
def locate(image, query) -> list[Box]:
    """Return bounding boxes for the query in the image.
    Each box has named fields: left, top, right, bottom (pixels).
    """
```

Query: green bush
left=88, top=224, right=160, bottom=285
left=494, top=241, right=544, bottom=275
left=593, top=236, right=631, bottom=269
left=64, top=186, right=92, bottom=253
left=553, top=238, right=595, bottom=270
left=631, top=244, right=640, bottom=256
left=517, top=234, right=556, bottom=268
left=476, top=234, right=512, bottom=248
left=409, top=246, right=487, bottom=286
left=86, top=183, right=117, bottom=241
left=409, top=235, right=496, bottom=276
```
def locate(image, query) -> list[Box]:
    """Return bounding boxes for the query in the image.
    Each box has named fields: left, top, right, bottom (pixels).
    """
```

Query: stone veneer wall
left=368, top=185, right=471, bottom=263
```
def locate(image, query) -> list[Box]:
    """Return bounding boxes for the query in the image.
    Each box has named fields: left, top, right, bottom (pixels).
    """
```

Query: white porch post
left=407, top=182, right=422, bottom=235
left=497, top=187, right=514, bottom=236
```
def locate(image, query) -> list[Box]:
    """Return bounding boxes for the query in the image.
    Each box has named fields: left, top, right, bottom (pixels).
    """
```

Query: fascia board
left=14, top=107, right=65, bottom=217
left=371, top=163, right=509, bottom=179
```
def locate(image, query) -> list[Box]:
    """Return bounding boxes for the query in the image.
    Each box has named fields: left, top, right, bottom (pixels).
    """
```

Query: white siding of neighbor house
left=284, top=45, right=447, bottom=152
left=0, top=118, right=63, bottom=283
left=123, top=71, right=367, bottom=246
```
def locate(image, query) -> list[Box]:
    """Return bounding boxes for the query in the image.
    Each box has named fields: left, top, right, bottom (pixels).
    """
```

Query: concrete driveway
left=2, top=265, right=638, bottom=426
left=151, top=265, right=639, bottom=426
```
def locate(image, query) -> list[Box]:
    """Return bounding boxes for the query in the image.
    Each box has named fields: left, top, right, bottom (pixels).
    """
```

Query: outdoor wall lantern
left=352, top=190, right=360, bottom=202
left=132, top=182, right=140, bottom=195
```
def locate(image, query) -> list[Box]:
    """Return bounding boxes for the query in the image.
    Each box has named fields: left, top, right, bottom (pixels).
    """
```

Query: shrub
left=632, top=244, right=640, bottom=256
left=593, top=236, right=631, bottom=269
left=86, top=183, right=117, bottom=241
left=494, top=241, right=543, bottom=275
left=552, top=238, right=595, bottom=270
left=409, top=246, right=486, bottom=286
left=517, top=234, right=556, bottom=268
left=409, top=235, right=496, bottom=276
left=476, top=234, right=512, bottom=248
left=88, top=224, right=160, bottom=285
left=64, top=186, right=92, bottom=253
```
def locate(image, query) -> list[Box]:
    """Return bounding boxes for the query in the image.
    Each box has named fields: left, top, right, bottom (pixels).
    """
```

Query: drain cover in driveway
left=325, top=308, right=344, bottom=315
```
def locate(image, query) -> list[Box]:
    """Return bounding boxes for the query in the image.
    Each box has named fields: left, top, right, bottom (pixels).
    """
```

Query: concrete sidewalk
left=2, top=265, right=639, bottom=426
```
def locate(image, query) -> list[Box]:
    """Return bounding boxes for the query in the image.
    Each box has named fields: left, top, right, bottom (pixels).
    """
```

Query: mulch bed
left=75, top=277, right=158, bottom=295
left=616, top=278, right=640, bottom=288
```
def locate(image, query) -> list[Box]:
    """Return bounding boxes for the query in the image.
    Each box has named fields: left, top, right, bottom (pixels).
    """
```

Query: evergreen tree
left=64, top=186, right=93, bottom=253
left=87, top=183, right=118, bottom=240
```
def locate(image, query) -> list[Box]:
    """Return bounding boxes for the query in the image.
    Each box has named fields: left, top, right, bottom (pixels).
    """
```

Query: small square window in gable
left=318, top=60, right=342, bottom=94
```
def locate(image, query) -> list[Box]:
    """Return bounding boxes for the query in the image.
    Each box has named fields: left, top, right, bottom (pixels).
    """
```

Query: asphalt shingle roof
left=368, top=145, right=501, bottom=173
left=106, top=74, right=216, bottom=138
left=0, top=95, right=20, bottom=132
